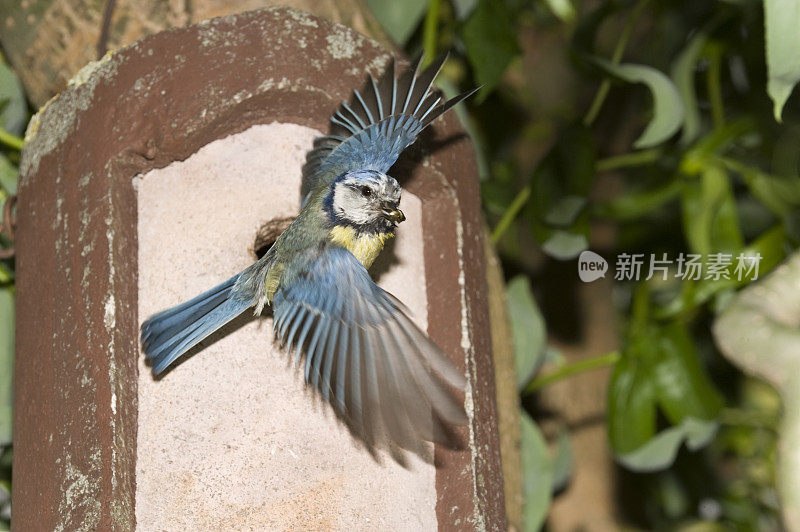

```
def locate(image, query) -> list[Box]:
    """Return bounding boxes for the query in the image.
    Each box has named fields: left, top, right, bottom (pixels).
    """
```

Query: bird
left=140, top=54, right=478, bottom=460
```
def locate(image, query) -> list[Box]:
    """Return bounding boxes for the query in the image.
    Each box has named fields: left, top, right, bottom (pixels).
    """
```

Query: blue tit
left=141, top=55, right=478, bottom=455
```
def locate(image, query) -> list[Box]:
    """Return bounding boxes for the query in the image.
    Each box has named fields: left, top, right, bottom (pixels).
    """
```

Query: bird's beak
left=382, top=206, right=405, bottom=223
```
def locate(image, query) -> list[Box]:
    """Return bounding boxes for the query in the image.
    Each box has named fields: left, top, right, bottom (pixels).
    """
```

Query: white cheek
left=333, top=189, right=373, bottom=224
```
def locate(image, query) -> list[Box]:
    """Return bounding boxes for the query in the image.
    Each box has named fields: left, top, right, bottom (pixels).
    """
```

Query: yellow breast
left=329, top=225, right=394, bottom=269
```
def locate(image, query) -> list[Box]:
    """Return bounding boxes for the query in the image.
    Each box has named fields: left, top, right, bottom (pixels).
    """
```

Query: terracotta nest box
left=14, top=7, right=505, bottom=529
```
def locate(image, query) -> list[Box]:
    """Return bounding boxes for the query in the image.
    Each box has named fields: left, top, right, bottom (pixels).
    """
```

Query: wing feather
left=284, top=307, right=305, bottom=351
left=332, top=111, right=360, bottom=133
left=370, top=77, right=384, bottom=118
left=372, top=329, right=417, bottom=455
left=272, top=246, right=466, bottom=456
left=340, top=103, right=366, bottom=129
left=320, top=323, right=340, bottom=403
left=303, top=315, right=325, bottom=379
left=335, top=325, right=350, bottom=412
left=300, top=54, right=478, bottom=201
left=293, top=312, right=316, bottom=365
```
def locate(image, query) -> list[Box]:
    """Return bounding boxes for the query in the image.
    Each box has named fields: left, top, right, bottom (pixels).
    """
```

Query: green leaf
left=541, top=230, right=588, bottom=260
left=365, top=0, right=430, bottom=45
left=670, top=31, right=707, bottom=146
left=592, top=58, right=685, bottom=148
left=0, top=263, right=12, bottom=285
left=616, top=417, right=719, bottom=472
left=521, top=411, right=552, bottom=532
left=528, top=124, right=595, bottom=258
left=543, top=195, right=587, bottom=227
left=461, top=0, right=521, bottom=95
left=657, top=226, right=788, bottom=318
left=0, top=481, right=7, bottom=532
left=726, top=160, right=800, bottom=222
left=550, top=428, right=573, bottom=493
left=610, top=321, right=723, bottom=470
left=681, top=165, right=743, bottom=256
left=0, top=62, right=25, bottom=137
left=679, top=118, right=756, bottom=176
left=0, top=288, right=12, bottom=446
left=608, top=351, right=657, bottom=454
left=741, top=224, right=787, bottom=278
left=452, top=0, right=478, bottom=19
left=542, top=345, right=564, bottom=366
left=653, top=472, right=691, bottom=520
left=0, top=155, right=17, bottom=195
left=0, top=478, right=7, bottom=513
left=544, top=0, right=576, bottom=23
left=650, top=321, right=724, bottom=424
left=594, top=179, right=682, bottom=221
left=506, top=276, right=547, bottom=388
left=764, top=0, right=800, bottom=121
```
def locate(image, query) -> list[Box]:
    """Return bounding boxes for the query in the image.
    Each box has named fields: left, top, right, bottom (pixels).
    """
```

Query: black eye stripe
left=345, top=182, right=375, bottom=195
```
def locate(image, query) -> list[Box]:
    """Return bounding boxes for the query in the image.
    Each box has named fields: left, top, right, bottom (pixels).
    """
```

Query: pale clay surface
left=136, top=122, right=435, bottom=530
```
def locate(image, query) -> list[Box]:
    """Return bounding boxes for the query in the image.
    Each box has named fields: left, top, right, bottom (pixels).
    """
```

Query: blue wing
left=272, top=245, right=466, bottom=457
left=301, top=54, right=478, bottom=201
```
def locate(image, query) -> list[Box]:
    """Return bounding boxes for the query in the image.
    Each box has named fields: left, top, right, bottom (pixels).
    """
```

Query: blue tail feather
left=141, top=274, right=253, bottom=374
left=142, top=289, right=231, bottom=350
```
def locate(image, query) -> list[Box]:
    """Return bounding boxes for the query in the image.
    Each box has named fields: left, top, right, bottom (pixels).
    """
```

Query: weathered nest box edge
left=14, top=7, right=505, bottom=530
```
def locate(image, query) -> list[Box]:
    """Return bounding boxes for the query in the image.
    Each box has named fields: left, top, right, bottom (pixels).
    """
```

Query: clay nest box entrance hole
left=253, top=216, right=295, bottom=259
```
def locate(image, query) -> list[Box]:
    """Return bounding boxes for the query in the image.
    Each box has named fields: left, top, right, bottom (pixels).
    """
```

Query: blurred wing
left=272, top=245, right=466, bottom=456
left=301, top=54, right=478, bottom=200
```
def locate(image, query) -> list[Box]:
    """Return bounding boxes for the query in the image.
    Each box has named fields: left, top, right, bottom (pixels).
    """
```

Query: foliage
left=369, top=0, right=798, bottom=528
left=520, top=411, right=552, bottom=530
left=764, top=0, right=800, bottom=121
left=0, top=52, right=21, bottom=532
left=506, top=275, right=547, bottom=386
left=591, top=57, right=684, bottom=148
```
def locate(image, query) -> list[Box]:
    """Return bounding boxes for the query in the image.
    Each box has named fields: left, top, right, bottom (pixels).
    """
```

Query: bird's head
left=325, top=169, right=405, bottom=232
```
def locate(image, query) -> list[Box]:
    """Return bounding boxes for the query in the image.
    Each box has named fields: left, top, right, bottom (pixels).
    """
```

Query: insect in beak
left=381, top=206, right=405, bottom=223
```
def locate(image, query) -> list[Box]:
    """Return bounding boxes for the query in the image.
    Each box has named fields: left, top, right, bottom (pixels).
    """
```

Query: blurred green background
left=364, top=0, right=796, bottom=529
left=0, top=43, right=20, bottom=532
left=2, top=0, right=800, bottom=529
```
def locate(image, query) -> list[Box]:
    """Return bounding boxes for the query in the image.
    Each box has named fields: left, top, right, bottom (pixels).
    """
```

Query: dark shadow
left=391, top=128, right=471, bottom=188
left=253, top=216, right=294, bottom=259
left=369, top=235, right=400, bottom=283
left=523, top=392, right=607, bottom=432
left=538, top=256, right=584, bottom=344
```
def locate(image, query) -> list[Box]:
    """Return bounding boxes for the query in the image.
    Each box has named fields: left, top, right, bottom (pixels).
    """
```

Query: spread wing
left=272, top=245, right=466, bottom=459
left=301, top=54, right=478, bottom=201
